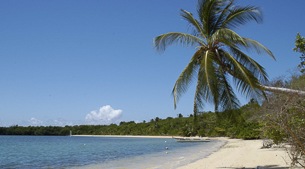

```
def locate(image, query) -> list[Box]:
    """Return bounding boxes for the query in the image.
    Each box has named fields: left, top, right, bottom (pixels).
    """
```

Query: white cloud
left=29, top=117, right=43, bottom=126
left=85, top=105, right=123, bottom=125
left=46, top=118, right=74, bottom=126
left=26, top=118, right=75, bottom=126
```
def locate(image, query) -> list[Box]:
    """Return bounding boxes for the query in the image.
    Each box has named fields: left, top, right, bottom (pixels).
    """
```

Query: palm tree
left=154, top=0, right=276, bottom=116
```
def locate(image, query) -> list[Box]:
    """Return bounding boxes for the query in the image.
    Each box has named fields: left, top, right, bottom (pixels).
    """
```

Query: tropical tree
left=294, top=33, right=305, bottom=73
left=154, top=0, right=275, bottom=116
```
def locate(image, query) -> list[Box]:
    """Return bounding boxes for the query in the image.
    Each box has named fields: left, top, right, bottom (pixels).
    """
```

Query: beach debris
left=262, top=139, right=273, bottom=149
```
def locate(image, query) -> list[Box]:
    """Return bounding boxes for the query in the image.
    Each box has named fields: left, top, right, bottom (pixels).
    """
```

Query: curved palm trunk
left=261, top=85, right=305, bottom=96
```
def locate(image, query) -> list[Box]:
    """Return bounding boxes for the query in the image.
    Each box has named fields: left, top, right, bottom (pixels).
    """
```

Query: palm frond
left=233, top=75, right=266, bottom=100
left=212, top=28, right=246, bottom=46
left=197, top=0, right=210, bottom=26
left=223, top=6, right=262, bottom=29
left=189, top=50, right=217, bottom=111
left=212, top=0, right=234, bottom=33
left=200, top=50, right=220, bottom=106
left=154, top=32, right=204, bottom=52
left=198, top=0, right=223, bottom=36
left=229, top=47, right=269, bottom=83
left=172, top=50, right=201, bottom=109
left=234, top=74, right=259, bottom=98
left=193, top=73, right=205, bottom=112
left=242, top=38, right=275, bottom=60
left=180, top=9, right=206, bottom=40
left=220, top=50, right=262, bottom=98
left=218, top=71, right=240, bottom=111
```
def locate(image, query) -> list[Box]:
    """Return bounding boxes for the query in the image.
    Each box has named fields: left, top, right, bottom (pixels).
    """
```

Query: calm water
left=0, top=136, right=225, bottom=169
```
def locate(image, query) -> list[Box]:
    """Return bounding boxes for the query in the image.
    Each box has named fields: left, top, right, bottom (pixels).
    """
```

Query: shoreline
left=72, top=135, right=297, bottom=168
left=71, top=135, right=225, bottom=169
left=178, top=138, right=294, bottom=169
left=71, top=134, right=176, bottom=139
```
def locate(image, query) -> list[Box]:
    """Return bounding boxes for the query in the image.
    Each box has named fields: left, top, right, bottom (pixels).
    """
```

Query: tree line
left=0, top=100, right=261, bottom=139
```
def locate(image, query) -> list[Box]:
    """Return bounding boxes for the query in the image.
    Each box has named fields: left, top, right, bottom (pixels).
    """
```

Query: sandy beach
left=178, top=138, right=294, bottom=169
left=73, top=135, right=298, bottom=168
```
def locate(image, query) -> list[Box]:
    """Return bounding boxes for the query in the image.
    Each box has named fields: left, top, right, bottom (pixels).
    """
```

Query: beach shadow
left=256, top=166, right=289, bottom=169
left=219, top=165, right=290, bottom=169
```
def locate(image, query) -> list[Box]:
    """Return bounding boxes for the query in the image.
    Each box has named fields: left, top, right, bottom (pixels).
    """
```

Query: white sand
left=178, top=138, right=293, bottom=169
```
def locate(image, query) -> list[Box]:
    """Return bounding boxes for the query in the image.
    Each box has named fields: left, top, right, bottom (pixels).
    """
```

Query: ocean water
left=0, top=136, right=225, bottom=169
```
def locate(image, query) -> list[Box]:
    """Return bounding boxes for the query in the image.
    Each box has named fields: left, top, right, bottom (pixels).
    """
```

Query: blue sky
left=0, top=0, right=304, bottom=126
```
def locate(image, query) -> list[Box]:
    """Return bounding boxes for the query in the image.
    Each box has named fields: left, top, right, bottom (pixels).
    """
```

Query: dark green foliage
left=0, top=125, right=70, bottom=136
left=294, top=33, right=305, bottom=73
left=194, top=101, right=262, bottom=139
left=236, top=122, right=261, bottom=140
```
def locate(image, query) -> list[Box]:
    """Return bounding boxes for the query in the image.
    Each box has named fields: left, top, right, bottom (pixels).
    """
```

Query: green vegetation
left=0, top=101, right=261, bottom=139
left=294, top=33, right=305, bottom=73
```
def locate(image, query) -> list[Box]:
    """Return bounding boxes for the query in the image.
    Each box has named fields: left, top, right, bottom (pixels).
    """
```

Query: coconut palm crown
left=154, top=0, right=275, bottom=114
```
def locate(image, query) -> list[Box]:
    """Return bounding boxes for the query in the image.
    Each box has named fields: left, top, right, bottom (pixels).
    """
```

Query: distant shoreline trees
left=0, top=102, right=261, bottom=139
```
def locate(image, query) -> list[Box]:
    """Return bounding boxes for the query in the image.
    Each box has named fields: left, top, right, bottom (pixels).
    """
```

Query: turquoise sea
left=0, top=136, right=225, bottom=169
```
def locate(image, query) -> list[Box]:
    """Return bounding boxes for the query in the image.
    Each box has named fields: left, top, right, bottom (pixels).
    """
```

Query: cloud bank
left=26, top=117, right=74, bottom=126
left=85, top=105, right=122, bottom=125
left=29, top=117, right=43, bottom=126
